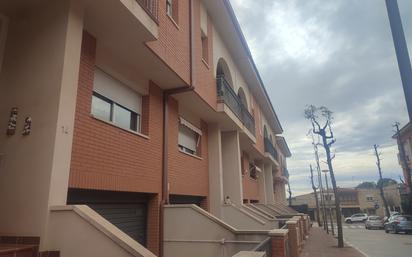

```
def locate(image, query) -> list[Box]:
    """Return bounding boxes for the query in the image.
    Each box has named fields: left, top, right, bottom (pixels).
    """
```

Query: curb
left=343, top=238, right=370, bottom=257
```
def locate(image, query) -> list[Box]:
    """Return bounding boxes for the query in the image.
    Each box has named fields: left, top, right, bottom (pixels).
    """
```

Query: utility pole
left=323, top=170, right=335, bottom=236
left=310, top=165, right=322, bottom=226
left=373, top=144, right=391, bottom=217
left=385, top=0, right=412, bottom=122
left=310, top=131, right=327, bottom=229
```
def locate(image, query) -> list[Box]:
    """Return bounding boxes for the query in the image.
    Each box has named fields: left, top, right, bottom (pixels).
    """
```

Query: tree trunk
left=310, top=165, right=322, bottom=225
left=322, top=132, right=344, bottom=248
left=374, top=145, right=391, bottom=217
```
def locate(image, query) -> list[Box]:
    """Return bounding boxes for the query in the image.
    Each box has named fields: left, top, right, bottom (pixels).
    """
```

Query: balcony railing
left=217, top=75, right=256, bottom=135
left=264, top=137, right=278, bottom=161
left=136, top=0, right=159, bottom=23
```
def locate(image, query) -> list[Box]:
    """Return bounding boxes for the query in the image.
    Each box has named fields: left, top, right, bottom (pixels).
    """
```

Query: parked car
left=384, top=215, right=412, bottom=234
left=345, top=213, right=368, bottom=223
left=365, top=216, right=384, bottom=229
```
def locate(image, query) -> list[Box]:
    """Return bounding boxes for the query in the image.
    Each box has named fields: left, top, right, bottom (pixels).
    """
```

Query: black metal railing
left=252, top=237, right=271, bottom=257
left=136, top=0, right=159, bottom=23
left=217, top=75, right=256, bottom=135
left=264, top=137, right=278, bottom=160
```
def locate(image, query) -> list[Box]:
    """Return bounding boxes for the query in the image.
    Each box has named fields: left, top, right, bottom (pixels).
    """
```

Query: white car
left=345, top=213, right=368, bottom=223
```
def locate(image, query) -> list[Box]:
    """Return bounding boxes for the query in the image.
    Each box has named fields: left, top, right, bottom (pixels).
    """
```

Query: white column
left=257, top=162, right=267, bottom=204
left=264, top=163, right=275, bottom=204
left=208, top=124, right=224, bottom=217
left=221, top=131, right=243, bottom=205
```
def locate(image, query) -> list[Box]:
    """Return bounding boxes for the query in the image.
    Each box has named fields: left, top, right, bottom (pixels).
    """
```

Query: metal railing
left=252, top=237, right=271, bottom=257
left=264, top=137, right=278, bottom=160
left=136, top=0, right=159, bottom=23
left=217, top=75, right=256, bottom=135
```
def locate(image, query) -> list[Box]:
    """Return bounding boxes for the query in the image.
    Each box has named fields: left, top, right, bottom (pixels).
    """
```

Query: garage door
left=89, top=203, right=147, bottom=246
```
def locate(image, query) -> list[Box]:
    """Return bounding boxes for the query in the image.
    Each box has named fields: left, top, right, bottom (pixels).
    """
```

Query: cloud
left=230, top=0, right=411, bottom=195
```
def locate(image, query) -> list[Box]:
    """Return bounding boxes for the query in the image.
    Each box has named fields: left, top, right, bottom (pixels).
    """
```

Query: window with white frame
left=178, top=117, right=201, bottom=156
left=92, top=68, right=142, bottom=133
left=166, top=0, right=173, bottom=16
left=366, top=196, right=374, bottom=202
left=166, top=0, right=178, bottom=23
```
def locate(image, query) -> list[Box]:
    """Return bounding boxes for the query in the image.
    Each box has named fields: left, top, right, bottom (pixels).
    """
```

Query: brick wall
left=69, top=31, right=163, bottom=255
left=147, top=0, right=191, bottom=84
left=241, top=152, right=259, bottom=201
left=192, top=0, right=217, bottom=110
left=167, top=97, right=209, bottom=199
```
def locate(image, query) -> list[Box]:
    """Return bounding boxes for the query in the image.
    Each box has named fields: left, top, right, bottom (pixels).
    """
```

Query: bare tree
left=373, top=144, right=391, bottom=217
left=309, top=131, right=327, bottom=229
left=305, top=105, right=344, bottom=248
left=310, top=165, right=322, bottom=226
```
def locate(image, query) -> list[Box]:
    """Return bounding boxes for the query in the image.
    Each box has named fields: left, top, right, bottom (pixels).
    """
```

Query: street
left=326, top=225, right=412, bottom=257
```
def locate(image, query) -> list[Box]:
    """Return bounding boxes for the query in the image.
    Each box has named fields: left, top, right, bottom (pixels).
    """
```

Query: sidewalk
left=299, top=226, right=365, bottom=257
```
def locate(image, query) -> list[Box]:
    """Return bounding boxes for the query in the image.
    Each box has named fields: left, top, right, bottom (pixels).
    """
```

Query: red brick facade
left=167, top=98, right=209, bottom=199
left=241, top=152, right=259, bottom=202
left=147, top=0, right=191, bottom=84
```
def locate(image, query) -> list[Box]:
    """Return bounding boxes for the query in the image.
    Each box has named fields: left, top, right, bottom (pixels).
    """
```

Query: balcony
left=264, top=137, right=278, bottom=161
left=136, top=0, right=159, bottom=23
left=217, top=75, right=256, bottom=135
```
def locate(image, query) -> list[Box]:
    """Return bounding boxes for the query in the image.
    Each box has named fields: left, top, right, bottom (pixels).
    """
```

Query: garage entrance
left=67, top=189, right=150, bottom=246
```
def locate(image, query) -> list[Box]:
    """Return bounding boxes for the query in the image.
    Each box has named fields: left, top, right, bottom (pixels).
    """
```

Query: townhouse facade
left=0, top=1, right=303, bottom=257
left=393, top=122, right=412, bottom=194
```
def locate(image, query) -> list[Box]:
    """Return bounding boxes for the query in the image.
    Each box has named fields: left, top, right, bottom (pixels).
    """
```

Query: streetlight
left=323, top=169, right=335, bottom=235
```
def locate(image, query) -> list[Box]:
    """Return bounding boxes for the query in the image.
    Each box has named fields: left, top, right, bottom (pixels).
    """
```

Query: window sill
left=201, top=58, right=210, bottom=69
left=167, top=14, right=180, bottom=30
left=91, top=115, right=149, bottom=140
left=178, top=149, right=202, bottom=160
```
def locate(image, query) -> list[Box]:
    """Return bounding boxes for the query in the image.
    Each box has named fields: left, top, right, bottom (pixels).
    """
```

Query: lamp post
left=323, top=169, right=335, bottom=235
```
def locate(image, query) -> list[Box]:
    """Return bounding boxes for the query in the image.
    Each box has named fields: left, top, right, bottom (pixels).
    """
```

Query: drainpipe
left=159, top=0, right=195, bottom=256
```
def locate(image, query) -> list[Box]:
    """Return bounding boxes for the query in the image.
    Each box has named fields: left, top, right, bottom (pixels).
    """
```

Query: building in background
left=292, top=185, right=402, bottom=222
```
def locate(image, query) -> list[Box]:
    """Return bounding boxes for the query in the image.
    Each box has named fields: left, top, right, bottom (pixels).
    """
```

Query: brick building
left=0, top=1, right=298, bottom=257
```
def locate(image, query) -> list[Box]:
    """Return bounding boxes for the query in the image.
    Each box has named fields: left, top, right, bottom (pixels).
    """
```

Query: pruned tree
left=373, top=144, right=391, bottom=217
left=305, top=105, right=344, bottom=248
left=310, top=164, right=321, bottom=225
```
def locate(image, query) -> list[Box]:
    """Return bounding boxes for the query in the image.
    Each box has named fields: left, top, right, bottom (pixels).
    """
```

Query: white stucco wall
left=0, top=0, right=83, bottom=248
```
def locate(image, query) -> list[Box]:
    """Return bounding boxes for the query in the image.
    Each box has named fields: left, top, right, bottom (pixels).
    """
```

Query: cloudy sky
left=230, top=0, right=412, bottom=195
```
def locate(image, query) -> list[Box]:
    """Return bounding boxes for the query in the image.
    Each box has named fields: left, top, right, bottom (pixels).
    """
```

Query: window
left=249, top=164, right=257, bottom=179
left=92, top=68, right=142, bottom=133
left=178, top=117, right=202, bottom=156
left=201, top=33, right=209, bottom=63
left=166, top=0, right=178, bottom=23
left=92, top=92, right=140, bottom=132
left=366, top=196, right=374, bottom=202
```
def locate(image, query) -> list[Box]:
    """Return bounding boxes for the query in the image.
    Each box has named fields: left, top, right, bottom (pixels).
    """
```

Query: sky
left=230, top=0, right=412, bottom=195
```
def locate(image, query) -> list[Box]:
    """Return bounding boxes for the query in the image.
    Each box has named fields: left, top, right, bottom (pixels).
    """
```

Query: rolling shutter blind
left=93, top=68, right=142, bottom=114
left=178, top=125, right=197, bottom=152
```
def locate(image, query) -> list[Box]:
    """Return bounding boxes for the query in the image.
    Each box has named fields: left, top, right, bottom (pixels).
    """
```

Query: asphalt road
left=339, top=224, right=412, bottom=257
